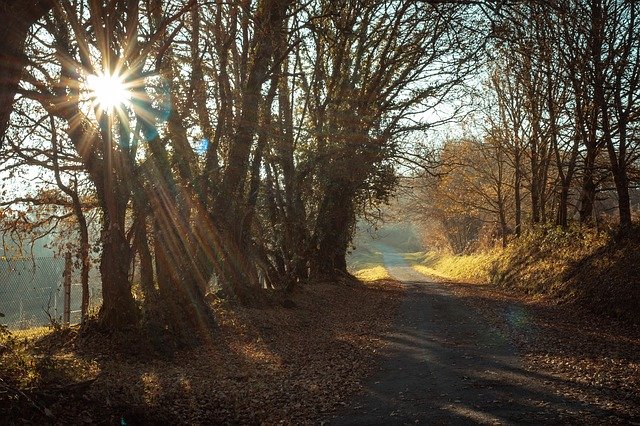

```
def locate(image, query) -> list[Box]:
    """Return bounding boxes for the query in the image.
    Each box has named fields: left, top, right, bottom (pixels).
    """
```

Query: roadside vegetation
left=491, top=224, right=640, bottom=324
left=347, top=243, right=391, bottom=282
left=403, top=222, right=640, bottom=324
left=347, top=222, right=424, bottom=282
left=404, top=250, right=498, bottom=284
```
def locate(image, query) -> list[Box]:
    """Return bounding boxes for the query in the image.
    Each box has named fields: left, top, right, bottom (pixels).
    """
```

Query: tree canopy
left=0, top=0, right=638, bottom=337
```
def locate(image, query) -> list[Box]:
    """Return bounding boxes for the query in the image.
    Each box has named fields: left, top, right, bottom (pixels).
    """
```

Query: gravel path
left=332, top=245, right=635, bottom=425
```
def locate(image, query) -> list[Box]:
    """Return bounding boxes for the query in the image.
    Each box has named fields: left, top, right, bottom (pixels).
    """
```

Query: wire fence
left=0, top=257, right=102, bottom=330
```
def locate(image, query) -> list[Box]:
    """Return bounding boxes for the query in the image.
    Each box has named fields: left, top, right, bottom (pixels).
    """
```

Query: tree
left=591, top=0, right=640, bottom=231
left=0, top=0, right=53, bottom=146
left=296, top=0, right=481, bottom=278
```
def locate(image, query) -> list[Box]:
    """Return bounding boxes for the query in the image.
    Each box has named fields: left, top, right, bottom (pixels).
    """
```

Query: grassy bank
left=406, top=225, right=640, bottom=324
left=347, top=245, right=391, bottom=281
left=491, top=225, right=640, bottom=323
left=490, top=226, right=608, bottom=295
left=403, top=250, right=498, bottom=284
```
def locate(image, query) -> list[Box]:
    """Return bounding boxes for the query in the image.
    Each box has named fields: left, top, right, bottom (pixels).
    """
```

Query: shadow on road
left=332, top=245, right=627, bottom=425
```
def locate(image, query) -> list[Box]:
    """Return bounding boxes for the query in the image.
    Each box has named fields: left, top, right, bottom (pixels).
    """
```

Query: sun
left=85, top=71, right=130, bottom=114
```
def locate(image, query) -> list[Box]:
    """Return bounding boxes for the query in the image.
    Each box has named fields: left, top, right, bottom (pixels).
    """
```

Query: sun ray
left=85, top=71, right=131, bottom=114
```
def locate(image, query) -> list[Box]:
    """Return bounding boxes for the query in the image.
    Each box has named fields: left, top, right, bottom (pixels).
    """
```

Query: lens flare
left=85, top=71, right=130, bottom=113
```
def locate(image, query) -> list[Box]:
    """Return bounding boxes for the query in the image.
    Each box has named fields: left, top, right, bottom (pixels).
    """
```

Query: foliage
left=405, top=137, right=518, bottom=254
left=0, top=0, right=483, bottom=333
left=408, top=0, right=640, bottom=258
left=406, top=219, right=639, bottom=323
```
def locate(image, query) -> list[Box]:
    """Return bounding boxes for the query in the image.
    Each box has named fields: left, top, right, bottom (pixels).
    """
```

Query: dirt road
left=332, top=246, right=639, bottom=425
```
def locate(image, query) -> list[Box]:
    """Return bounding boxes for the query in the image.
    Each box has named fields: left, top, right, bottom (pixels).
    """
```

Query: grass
left=405, top=222, right=640, bottom=324
left=404, top=250, right=498, bottom=283
left=490, top=225, right=610, bottom=295
left=347, top=245, right=392, bottom=281
left=353, top=265, right=391, bottom=281
left=11, top=326, right=54, bottom=340
left=490, top=224, right=640, bottom=323
left=1, top=324, right=95, bottom=392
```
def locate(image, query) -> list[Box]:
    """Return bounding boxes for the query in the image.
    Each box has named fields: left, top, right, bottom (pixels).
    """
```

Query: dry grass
left=11, top=326, right=53, bottom=340
left=404, top=250, right=498, bottom=283
left=491, top=225, right=609, bottom=295
left=406, top=223, right=640, bottom=324
left=354, top=265, right=392, bottom=281
left=348, top=244, right=392, bottom=281
left=480, top=224, right=639, bottom=323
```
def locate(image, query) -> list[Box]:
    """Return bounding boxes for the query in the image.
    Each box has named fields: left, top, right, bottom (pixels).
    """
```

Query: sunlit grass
left=404, top=251, right=498, bottom=283
left=491, top=225, right=611, bottom=295
left=11, top=326, right=54, bottom=340
left=348, top=246, right=391, bottom=281
left=354, top=265, right=392, bottom=281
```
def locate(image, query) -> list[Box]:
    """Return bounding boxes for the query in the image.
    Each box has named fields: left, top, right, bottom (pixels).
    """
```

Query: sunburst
left=84, top=70, right=131, bottom=116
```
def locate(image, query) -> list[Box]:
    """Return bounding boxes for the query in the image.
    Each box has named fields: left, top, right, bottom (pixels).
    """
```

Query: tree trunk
left=75, top=199, right=90, bottom=321
left=592, top=13, right=632, bottom=233
left=0, top=0, right=52, bottom=144
left=212, top=0, right=292, bottom=301
left=98, top=217, right=139, bottom=329
left=579, top=151, right=597, bottom=224
left=613, top=169, right=632, bottom=231
left=142, top=143, right=217, bottom=338
left=219, top=0, right=291, bottom=205
left=312, top=181, right=355, bottom=280
left=514, top=154, right=522, bottom=236
left=530, top=123, right=542, bottom=224
left=133, top=211, right=155, bottom=298
left=604, top=158, right=632, bottom=233
left=557, top=184, right=570, bottom=229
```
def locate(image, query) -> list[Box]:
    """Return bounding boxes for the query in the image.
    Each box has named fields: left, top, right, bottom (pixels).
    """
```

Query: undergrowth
left=490, top=224, right=609, bottom=295
left=0, top=323, right=94, bottom=403
left=0, top=323, right=54, bottom=390
left=493, top=223, right=640, bottom=323
left=407, top=222, right=640, bottom=324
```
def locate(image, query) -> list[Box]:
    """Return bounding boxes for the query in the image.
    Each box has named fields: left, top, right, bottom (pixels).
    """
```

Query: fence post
left=63, top=252, right=71, bottom=327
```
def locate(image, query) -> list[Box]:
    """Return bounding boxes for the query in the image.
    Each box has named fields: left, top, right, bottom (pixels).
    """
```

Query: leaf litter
left=1, top=279, right=403, bottom=424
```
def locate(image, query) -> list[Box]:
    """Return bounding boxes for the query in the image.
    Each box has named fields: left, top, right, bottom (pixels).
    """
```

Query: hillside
left=404, top=225, right=640, bottom=324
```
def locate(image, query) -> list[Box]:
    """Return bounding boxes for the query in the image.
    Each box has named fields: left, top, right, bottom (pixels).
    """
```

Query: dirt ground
left=1, top=279, right=403, bottom=425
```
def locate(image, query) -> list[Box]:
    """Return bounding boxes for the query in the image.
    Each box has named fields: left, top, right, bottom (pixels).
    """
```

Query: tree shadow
left=328, top=276, right=640, bottom=424
left=1, top=279, right=406, bottom=424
